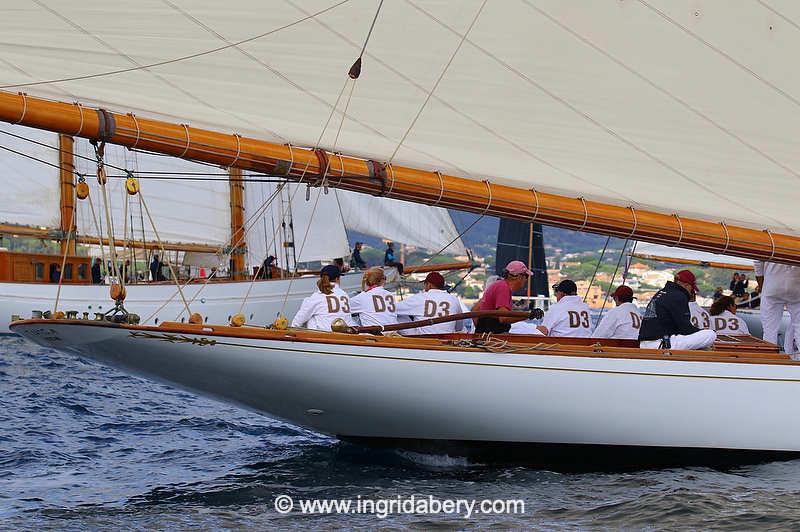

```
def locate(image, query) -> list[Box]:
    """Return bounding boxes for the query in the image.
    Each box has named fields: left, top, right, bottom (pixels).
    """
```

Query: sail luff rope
left=386, top=0, right=487, bottom=165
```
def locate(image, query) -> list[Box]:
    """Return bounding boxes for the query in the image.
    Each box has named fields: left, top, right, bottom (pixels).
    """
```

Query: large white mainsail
left=2, top=1, right=799, bottom=237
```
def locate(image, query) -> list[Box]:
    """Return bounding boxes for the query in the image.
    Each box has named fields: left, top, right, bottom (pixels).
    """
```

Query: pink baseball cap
left=505, top=260, right=533, bottom=276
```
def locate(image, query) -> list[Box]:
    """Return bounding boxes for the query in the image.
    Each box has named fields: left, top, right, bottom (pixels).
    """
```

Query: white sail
left=0, top=124, right=59, bottom=228
left=3, top=1, right=800, bottom=235
left=632, top=242, right=755, bottom=269
left=335, top=190, right=467, bottom=255
left=244, top=178, right=350, bottom=267
left=72, top=140, right=231, bottom=246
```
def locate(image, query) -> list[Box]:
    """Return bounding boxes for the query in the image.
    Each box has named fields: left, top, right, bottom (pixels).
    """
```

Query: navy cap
left=320, top=264, right=341, bottom=279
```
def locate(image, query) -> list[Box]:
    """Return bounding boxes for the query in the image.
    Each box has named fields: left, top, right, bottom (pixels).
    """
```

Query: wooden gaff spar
left=0, top=91, right=794, bottom=265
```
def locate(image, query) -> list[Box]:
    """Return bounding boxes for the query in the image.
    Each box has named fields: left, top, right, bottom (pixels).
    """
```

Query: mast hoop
left=578, top=197, right=589, bottom=231
left=720, top=221, right=731, bottom=254
left=127, top=112, right=140, bottom=149
left=14, top=92, right=27, bottom=125
left=673, top=214, right=685, bottom=246
left=179, top=124, right=191, bottom=158
left=229, top=133, right=242, bottom=168
left=628, top=206, right=638, bottom=238
left=765, top=229, right=776, bottom=261
left=433, top=171, right=444, bottom=206
left=75, top=102, right=86, bottom=136
left=482, top=180, right=493, bottom=215
left=529, top=188, right=540, bottom=222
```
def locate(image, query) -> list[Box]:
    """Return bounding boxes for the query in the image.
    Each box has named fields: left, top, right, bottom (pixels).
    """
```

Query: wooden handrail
left=351, top=309, right=532, bottom=335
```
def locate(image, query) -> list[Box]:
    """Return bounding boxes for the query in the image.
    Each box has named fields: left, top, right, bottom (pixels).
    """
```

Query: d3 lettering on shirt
left=714, top=316, right=739, bottom=331
left=371, top=294, right=396, bottom=313
left=691, top=312, right=710, bottom=329
left=568, top=310, right=590, bottom=328
left=325, top=295, right=350, bottom=313
left=629, top=312, right=641, bottom=329
left=423, top=299, right=451, bottom=318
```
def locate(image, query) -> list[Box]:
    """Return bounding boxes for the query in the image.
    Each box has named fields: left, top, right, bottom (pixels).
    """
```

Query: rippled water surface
left=3, top=335, right=800, bottom=530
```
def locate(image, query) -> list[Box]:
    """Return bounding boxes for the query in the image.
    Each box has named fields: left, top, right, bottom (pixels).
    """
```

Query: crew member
left=708, top=295, right=750, bottom=336
left=689, top=293, right=711, bottom=330
left=383, top=242, right=404, bottom=274
left=537, top=280, right=592, bottom=337
left=291, top=264, right=354, bottom=331
left=395, top=272, right=464, bottom=335
left=351, top=242, right=367, bottom=270
left=638, top=270, right=717, bottom=350
left=91, top=258, right=103, bottom=284
left=150, top=254, right=164, bottom=282
left=474, top=260, right=541, bottom=333
left=349, top=267, right=398, bottom=328
left=591, top=285, right=641, bottom=340
left=754, top=261, right=800, bottom=353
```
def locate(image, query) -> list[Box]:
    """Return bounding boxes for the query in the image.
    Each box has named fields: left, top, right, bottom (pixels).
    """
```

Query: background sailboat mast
left=1, top=91, right=797, bottom=265
left=57, top=134, right=76, bottom=255
left=228, top=167, right=246, bottom=280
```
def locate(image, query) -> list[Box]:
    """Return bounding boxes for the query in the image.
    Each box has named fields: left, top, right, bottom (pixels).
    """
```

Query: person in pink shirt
left=474, top=260, right=543, bottom=333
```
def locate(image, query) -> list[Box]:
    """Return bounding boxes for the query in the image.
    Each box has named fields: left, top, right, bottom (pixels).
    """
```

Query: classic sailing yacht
left=0, top=122, right=467, bottom=333
left=5, top=1, right=800, bottom=464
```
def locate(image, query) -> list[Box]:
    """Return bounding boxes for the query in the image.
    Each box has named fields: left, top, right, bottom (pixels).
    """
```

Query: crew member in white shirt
left=708, top=295, right=750, bottom=336
left=591, top=285, right=641, bottom=340
left=689, top=293, right=711, bottom=331
left=395, top=272, right=465, bottom=335
left=755, top=260, right=800, bottom=353
left=537, top=280, right=592, bottom=337
left=291, top=264, right=354, bottom=331
left=349, top=267, right=398, bottom=328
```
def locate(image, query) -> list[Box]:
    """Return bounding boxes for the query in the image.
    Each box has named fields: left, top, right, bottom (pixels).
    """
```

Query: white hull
left=13, top=320, right=800, bottom=453
left=0, top=273, right=362, bottom=334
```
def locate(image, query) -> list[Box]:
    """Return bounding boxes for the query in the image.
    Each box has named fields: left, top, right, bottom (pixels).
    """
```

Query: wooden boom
left=0, top=91, right=796, bottom=264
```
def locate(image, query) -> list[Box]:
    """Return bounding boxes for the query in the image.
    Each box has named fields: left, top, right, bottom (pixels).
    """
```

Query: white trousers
left=640, top=329, right=717, bottom=351
left=760, top=294, right=800, bottom=353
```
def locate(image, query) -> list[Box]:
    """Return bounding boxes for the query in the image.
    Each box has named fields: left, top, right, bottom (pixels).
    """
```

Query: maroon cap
left=424, top=271, right=445, bottom=289
left=674, top=269, right=698, bottom=294
left=611, top=285, right=634, bottom=300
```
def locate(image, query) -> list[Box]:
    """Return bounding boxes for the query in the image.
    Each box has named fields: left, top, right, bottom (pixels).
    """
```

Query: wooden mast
left=228, top=167, right=246, bottom=280
left=58, top=134, right=76, bottom=255
left=0, top=91, right=797, bottom=265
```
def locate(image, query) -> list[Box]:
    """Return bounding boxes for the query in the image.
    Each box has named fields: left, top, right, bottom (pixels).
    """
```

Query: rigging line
left=138, top=191, right=193, bottom=316
left=597, top=239, right=631, bottom=322
left=639, top=0, right=800, bottom=110
left=358, top=0, right=385, bottom=59
left=758, top=0, right=800, bottom=32
left=387, top=0, right=487, bottom=165
left=1, top=0, right=351, bottom=90
left=584, top=236, right=611, bottom=303
left=53, top=186, right=77, bottom=314
left=525, top=0, right=800, bottom=184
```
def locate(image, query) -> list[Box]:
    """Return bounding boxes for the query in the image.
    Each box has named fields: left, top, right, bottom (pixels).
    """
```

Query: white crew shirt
left=509, top=320, right=545, bottom=335
left=541, top=295, right=592, bottom=337
left=754, top=261, right=800, bottom=301
left=290, top=285, right=354, bottom=331
left=689, top=301, right=711, bottom=330
left=349, top=286, right=398, bottom=328
left=710, top=310, right=750, bottom=336
left=591, top=302, right=641, bottom=340
left=395, top=288, right=465, bottom=335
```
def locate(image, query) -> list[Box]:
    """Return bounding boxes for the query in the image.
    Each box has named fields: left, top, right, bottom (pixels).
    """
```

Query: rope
left=577, top=197, right=589, bottom=231
left=765, top=229, right=776, bottom=261
left=597, top=239, right=631, bottom=322
left=673, top=213, right=685, bottom=246
left=1, top=1, right=352, bottom=90
left=14, top=92, right=27, bottom=124
left=584, top=235, right=611, bottom=302
left=53, top=187, right=77, bottom=313
left=74, top=102, right=85, bottom=136
left=138, top=191, right=192, bottom=316
left=720, top=221, right=731, bottom=254
left=530, top=188, right=540, bottom=221
left=179, top=124, right=191, bottom=158
left=386, top=0, right=487, bottom=165
left=433, top=171, right=444, bottom=206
